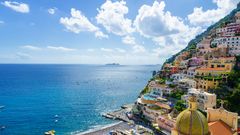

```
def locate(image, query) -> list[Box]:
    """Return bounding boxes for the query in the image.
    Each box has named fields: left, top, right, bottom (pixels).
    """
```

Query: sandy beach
left=77, top=121, right=132, bottom=135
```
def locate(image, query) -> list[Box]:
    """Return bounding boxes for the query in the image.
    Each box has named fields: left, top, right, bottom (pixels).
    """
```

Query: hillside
left=163, top=2, right=240, bottom=67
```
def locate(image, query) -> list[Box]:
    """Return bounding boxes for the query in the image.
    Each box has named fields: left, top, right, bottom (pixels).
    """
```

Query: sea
left=0, top=64, right=160, bottom=135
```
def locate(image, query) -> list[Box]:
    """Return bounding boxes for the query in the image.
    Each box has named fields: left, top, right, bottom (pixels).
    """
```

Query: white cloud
left=96, top=0, right=134, bottom=36
left=95, top=31, right=108, bottom=39
left=188, top=0, right=239, bottom=27
left=100, top=48, right=113, bottom=52
left=132, top=44, right=146, bottom=53
left=115, top=48, right=126, bottom=53
left=47, top=46, right=76, bottom=51
left=133, top=1, right=202, bottom=59
left=1, top=1, right=29, bottom=13
left=134, top=1, right=190, bottom=37
left=122, top=36, right=136, bottom=45
left=101, top=48, right=126, bottom=53
left=48, top=7, right=57, bottom=15
left=16, top=52, right=31, bottom=59
left=60, top=8, right=108, bottom=39
left=152, top=45, right=181, bottom=58
left=22, top=45, right=41, bottom=50
left=87, top=49, right=95, bottom=52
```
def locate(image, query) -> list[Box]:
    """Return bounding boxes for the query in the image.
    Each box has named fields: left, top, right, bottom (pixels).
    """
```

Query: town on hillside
left=129, top=11, right=240, bottom=135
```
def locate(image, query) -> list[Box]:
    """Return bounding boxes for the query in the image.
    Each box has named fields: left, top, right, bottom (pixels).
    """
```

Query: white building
left=179, top=60, right=188, bottom=69
left=178, top=78, right=197, bottom=89
left=182, top=88, right=216, bottom=111
left=197, top=37, right=211, bottom=49
left=148, top=81, right=164, bottom=97
left=227, top=36, right=240, bottom=56
left=186, top=67, right=197, bottom=78
left=235, top=11, right=240, bottom=23
left=170, top=73, right=186, bottom=83
left=211, top=36, right=240, bottom=56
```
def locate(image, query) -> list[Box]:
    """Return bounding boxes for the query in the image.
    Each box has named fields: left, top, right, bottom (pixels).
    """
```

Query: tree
left=174, top=100, right=186, bottom=112
left=227, top=88, right=240, bottom=114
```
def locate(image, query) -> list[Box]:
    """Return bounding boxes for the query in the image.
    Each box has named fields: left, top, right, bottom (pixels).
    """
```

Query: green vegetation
left=212, top=56, right=240, bottom=114
left=169, top=84, right=177, bottom=88
left=169, top=90, right=184, bottom=100
left=174, top=100, right=186, bottom=112
left=188, top=43, right=197, bottom=50
left=154, top=76, right=166, bottom=84
left=140, top=86, right=149, bottom=95
left=203, top=76, right=223, bottom=80
left=157, top=78, right=166, bottom=84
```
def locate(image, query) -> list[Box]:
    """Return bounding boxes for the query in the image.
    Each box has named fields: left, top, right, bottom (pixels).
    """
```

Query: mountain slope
left=163, top=3, right=240, bottom=66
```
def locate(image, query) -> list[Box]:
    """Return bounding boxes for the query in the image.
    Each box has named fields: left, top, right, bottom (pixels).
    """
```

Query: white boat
left=44, top=130, right=55, bottom=135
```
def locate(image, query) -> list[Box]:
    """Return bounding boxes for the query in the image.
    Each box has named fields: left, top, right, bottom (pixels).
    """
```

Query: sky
left=0, top=0, right=239, bottom=65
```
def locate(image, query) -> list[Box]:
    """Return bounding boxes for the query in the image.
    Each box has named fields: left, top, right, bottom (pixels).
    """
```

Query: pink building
left=188, top=57, right=204, bottom=67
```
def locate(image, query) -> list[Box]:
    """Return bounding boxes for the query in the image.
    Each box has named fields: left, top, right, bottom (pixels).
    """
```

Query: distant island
left=105, top=63, right=120, bottom=66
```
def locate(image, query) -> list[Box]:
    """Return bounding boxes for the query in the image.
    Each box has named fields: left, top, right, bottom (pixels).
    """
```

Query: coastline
left=76, top=104, right=134, bottom=135
left=76, top=121, right=130, bottom=135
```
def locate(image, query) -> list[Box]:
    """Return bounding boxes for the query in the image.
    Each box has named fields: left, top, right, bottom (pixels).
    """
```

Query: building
left=227, top=36, right=240, bottom=56
left=182, top=88, right=216, bottom=111
left=196, top=77, right=221, bottom=90
left=179, top=60, right=188, bottom=69
left=211, top=36, right=240, bottom=56
left=148, top=81, right=164, bottom=97
left=235, top=11, right=240, bottom=23
left=206, top=57, right=235, bottom=70
left=170, top=73, right=186, bottom=83
left=188, top=67, right=197, bottom=76
left=160, top=64, right=179, bottom=78
left=186, top=67, right=197, bottom=78
left=171, top=96, right=238, bottom=135
left=216, top=23, right=240, bottom=37
left=188, top=57, right=204, bottom=67
left=195, top=67, right=230, bottom=90
left=178, top=78, right=197, bottom=89
left=195, top=67, right=231, bottom=77
left=171, top=95, right=209, bottom=135
left=207, top=101, right=238, bottom=135
left=204, top=46, right=228, bottom=59
left=157, top=116, right=175, bottom=132
left=197, top=37, right=211, bottom=50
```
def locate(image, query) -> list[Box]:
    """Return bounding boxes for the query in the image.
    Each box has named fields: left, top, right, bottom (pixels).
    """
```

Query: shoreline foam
left=75, top=121, right=123, bottom=135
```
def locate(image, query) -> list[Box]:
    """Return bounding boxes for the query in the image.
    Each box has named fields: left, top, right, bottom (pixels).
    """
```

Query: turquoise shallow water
left=0, top=64, right=160, bottom=135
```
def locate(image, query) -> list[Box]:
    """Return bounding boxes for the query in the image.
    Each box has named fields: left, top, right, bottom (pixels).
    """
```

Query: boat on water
left=44, top=130, right=55, bottom=135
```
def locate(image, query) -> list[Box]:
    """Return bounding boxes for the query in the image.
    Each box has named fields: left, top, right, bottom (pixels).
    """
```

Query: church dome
left=175, top=95, right=209, bottom=135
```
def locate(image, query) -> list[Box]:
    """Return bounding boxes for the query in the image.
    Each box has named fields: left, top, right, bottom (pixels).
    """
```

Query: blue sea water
left=0, top=64, right=160, bottom=135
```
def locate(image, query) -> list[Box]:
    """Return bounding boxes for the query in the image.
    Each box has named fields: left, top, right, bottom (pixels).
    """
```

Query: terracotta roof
left=155, top=102, right=171, bottom=110
left=208, top=120, right=235, bottom=135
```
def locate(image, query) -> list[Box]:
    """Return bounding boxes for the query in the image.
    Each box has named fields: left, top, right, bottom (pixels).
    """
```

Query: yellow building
left=172, top=97, right=238, bottom=135
left=196, top=67, right=231, bottom=77
left=196, top=77, right=221, bottom=90
left=195, top=67, right=231, bottom=90
left=207, top=101, right=238, bottom=135
left=171, top=95, right=209, bottom=135
left=206, top=57, right=235, bottom=70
